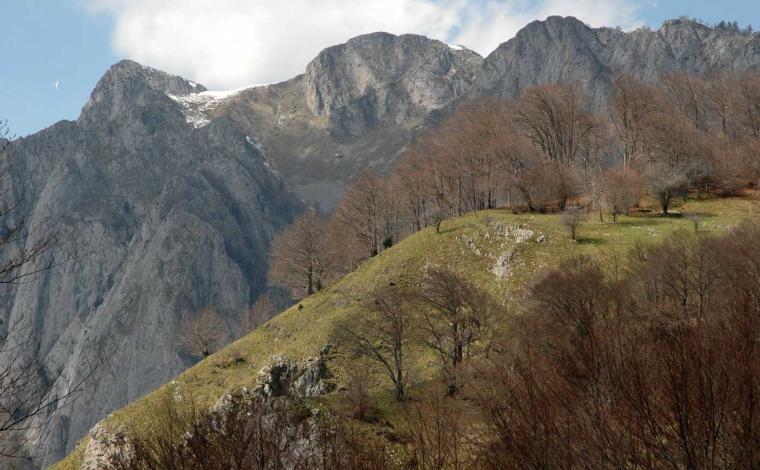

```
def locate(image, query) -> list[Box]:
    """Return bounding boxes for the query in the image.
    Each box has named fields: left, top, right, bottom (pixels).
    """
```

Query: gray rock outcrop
left=255, top=346, right=335, bottom=398
left=79, top=348, right=334, bottom=470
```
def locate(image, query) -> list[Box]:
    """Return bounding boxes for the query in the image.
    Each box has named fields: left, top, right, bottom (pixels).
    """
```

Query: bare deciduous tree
left=402, top=393, right=472, bottom=469
left=647, top=166, right=689, bottom=215
left=513, top=82, right=597, bottom=165
left=411, top=268, right=499, bottom=394
left=178, top=309, right=228, bottom=359
left=735, top=72, right=760, bottom=141
left=610, top=75, right=659, bottom=170
left=334, top=172, right=389, bottom=259
left=660, top=72, right=709, bottom=132
left=561, top=207, right=585, bottom=241
left=335, top=285, right=412, bottom=401
left=602, top=168, right=642, bottom=222
left=477, top=226, right=760, bottom=468
left=516, top=158, right=580, bottom=212
left=269, top=210, right=334, bottom=297
left=242, top=291, right=280, bottom=333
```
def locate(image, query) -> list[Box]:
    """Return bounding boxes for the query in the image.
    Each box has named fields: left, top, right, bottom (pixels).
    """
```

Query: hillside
left=54, top=193, right=760, bottom=469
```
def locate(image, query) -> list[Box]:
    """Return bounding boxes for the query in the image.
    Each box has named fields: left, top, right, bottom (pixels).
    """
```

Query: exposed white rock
left=255, top=346, right=334, bottom=398
left=81, top=424, right=129, bottom=470
left=491, top=222, right=535, bottom=243
left=491, top=250, right=514, bottom=278
left=167, top=84, right=267, bottom=128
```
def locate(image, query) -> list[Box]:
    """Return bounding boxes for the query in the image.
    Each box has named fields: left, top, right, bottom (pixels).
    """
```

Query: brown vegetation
left=268, top=210, right=336, bottom=297
left=334, top=285, right=413, bottom=401
left=477, top=224, right=760, bottom=468
left=178, top=309, right=229, bottom=359
left=410, top=268, right=500, bottom=395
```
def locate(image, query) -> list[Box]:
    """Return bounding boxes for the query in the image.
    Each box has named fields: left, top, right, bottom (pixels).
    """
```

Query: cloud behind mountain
left=83, top=0, right=645, bottom=89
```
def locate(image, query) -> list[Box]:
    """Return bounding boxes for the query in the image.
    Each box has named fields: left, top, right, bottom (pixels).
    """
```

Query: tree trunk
left=395, top=376, right=405, bottom=401
left=306, top=265, right=314, bottom=295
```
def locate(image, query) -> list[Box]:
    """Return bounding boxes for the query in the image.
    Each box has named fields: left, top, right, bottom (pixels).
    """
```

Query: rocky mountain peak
left=656, top=18, right=716, bottom=54
left=304, top=31, right=483, bottom=136
left=520, top=15, right=590, bottom=35
left=78, top=60, right=205, bottom=129
left=474, top=16, right=607, bottom=101
left=475, top=15, right=760, bottom=104
left=94, top=59, right=206, bottom=96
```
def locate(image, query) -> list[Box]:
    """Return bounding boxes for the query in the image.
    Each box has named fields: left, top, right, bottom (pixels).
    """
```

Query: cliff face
left=474, top=16, right=760, bottom=105
left=304, top=32, right=482, bottom=137
left=5, top=17, right=759, bottom=467
left=5, top=61, right=300, bottom=466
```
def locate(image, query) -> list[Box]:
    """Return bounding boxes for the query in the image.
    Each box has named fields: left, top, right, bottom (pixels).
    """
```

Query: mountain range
left=3, top=15, right=759, bottom=466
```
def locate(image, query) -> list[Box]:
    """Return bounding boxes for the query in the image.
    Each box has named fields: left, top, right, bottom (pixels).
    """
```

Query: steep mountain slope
left=5, top=61, right=301, bottom=467
left=474, top=16, right=760, bottom=105
left=55, top=195, right=760, bottom=469
left=5, top=16, right=760, bottom=466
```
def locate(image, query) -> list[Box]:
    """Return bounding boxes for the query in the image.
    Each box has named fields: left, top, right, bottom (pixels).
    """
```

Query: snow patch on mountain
left=167, top=84, right=268, bottom=128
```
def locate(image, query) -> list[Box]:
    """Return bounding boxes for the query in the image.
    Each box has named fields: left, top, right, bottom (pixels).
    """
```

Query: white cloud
left=83, top=0, right=645, bottom=89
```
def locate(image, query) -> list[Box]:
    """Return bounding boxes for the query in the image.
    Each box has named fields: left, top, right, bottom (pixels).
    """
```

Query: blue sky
left=1, top=0, right=758, bottom=138
left=1, top=1, right=116, bottom=138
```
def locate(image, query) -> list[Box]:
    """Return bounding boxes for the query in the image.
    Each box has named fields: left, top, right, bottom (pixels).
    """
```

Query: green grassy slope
left=53, top=194, right=760, bottom=469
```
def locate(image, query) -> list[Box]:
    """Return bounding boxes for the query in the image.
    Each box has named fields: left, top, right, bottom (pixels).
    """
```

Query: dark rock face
left=5, top=18, right=759, bottom=467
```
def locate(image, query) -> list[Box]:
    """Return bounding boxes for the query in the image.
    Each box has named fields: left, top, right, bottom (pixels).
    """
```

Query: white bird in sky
left=53, top=80, right=59, bottom=90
